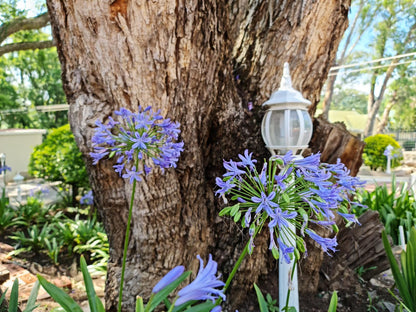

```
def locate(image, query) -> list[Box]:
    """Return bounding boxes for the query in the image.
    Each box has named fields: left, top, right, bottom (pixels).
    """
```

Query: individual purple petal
left=122, top=166, right=143, bottom=184
left=277, top=237, right=295, bottom=264
left=337, top=212, right=361, bottom=225
left=251, top=191, right=279, bottom=216
left=244, top=208, right=252, bottom=227
left=152, top=265, right=185, bottom=293
left=305, top=229, right=337, bottom=255
left=175, top=254, right=225, bottom=306
left=268, top=208, right=297, bottom=229
left=215, top=178, right=236, bottom=196
left=210, top=306, right=222, bottom=312
left=113, top=164, right=125, bottom=176
left=223, top=160, right=245, bottom=178
left=238, top=149, right=257, bottom=169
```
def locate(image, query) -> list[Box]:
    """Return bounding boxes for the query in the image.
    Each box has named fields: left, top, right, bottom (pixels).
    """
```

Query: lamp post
left=0, top=153, right=6, bottom=188
left=13, top=173, right=24, bottom=203
left=384, top=144, right=393, bottom=174
left=261, top=62, right=313, bottom=311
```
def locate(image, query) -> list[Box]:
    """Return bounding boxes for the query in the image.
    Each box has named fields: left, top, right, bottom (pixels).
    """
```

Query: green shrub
left=29, top=124, right=89, bottom=206
left=363, top=134, right=402, bottom=170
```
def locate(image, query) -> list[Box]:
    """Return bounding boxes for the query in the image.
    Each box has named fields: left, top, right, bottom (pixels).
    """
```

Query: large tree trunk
left=46, top=1, right=351, bottom=311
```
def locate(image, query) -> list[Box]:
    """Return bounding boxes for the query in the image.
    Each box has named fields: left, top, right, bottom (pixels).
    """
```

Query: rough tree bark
left=46, top=1, right=353, bottom=310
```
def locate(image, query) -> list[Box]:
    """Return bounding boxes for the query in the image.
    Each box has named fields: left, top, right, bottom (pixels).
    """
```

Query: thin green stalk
left=215, top=224, right=263, bottom=306
left=284, top=258, right=298, bottom=311
left=118, top=160, right=139, bottom=312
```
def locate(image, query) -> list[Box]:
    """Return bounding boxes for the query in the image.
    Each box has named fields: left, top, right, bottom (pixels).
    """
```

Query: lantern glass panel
left=268, top=110, right=286, bottom=147
left=300, top=110, right=313, bottom=145
left=289, top=110, right=300, bottom=146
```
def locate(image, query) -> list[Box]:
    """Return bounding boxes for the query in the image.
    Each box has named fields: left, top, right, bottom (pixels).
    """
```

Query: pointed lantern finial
left=280, top=62, right=293, bottom=90
left=262, top=62, right=311, bottom=107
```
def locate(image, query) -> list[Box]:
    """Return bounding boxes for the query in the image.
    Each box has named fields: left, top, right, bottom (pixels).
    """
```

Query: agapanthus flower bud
left=152, top=265, right=185, bottom=293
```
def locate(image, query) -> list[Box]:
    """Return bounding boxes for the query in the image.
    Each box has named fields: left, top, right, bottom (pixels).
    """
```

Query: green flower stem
left=215, top=223, right=262, bottom=306
left=144, top=294, right=155, bottom=312
left=118, top=160, right=139, bottom=312
left=284, top=258, right=298, bottom=311
left=166, top=298, right=178, bottom=312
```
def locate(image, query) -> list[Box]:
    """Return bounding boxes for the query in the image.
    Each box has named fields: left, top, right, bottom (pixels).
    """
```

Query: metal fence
left=385, top=130, right=416, bottom=150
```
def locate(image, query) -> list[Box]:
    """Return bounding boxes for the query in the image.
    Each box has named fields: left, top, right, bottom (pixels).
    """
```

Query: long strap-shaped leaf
left=38, top=275, right=83, bottom=312
left=403, top=228, right=416, bottom=310
left=9, top=279, right=19, bottom=312
left=80, top=256, right=99, bottom=312
left=253, top=283, right=269, bottom=312
left=23, top=280, right=40, bottom=312
left=327, top=291, right=338, bottom=312
left=382, top=230, right=414, bottom=311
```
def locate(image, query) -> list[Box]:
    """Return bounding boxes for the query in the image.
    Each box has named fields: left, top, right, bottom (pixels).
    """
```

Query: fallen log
left=319, top=210, right=390, bottom=291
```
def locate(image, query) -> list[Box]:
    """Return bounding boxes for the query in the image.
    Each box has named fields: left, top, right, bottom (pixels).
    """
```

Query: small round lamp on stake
left=261, top=62, right=313, bottom=156
left=0, top=153, right=6, bottom=187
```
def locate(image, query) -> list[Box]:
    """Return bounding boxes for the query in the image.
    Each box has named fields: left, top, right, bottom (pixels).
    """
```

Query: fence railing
left=385, top=130, right=416, bottom=150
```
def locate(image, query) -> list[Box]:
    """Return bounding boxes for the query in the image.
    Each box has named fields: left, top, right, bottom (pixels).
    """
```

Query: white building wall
left=0, top=129, right=46, bottom=182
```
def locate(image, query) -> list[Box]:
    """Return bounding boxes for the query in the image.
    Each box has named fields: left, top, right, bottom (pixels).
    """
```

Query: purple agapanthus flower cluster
left=90, top=106, right=184, bottom=182
left=80, top=190, right=94, bottom=205
left=216, top=150, right=365, bottom=264
left=0, top=165, right=11, bottom=175
left=152, top=254, right=225, bottom=310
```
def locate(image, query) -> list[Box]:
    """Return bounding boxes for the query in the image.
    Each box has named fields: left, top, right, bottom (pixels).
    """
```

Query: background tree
left=320, top=0, right=378, bottom=119
left=363, top=0, right=416, bottom=136
left=0, top=0, right=66, bottom=129
left=46, top=0, right=363, bottom=311
left=0, top=0, right=52, bottom=56
left=323, top=87, right=368, bottom=114
left=385, top=69, right=416, bottom=131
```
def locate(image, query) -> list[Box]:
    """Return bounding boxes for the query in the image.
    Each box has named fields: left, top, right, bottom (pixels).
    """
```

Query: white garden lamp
left=0, top=153, right=6, bottom=187
left=261, top=63, right=313, bottom=312
left=261, top=62, right=313, bottom=156
left=384, top=144, right=393, bottom=174
left=13, top=173, right=24, bottom=202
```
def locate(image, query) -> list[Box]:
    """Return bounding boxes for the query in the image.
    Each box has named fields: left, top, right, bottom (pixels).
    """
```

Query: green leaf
left=182, top=301, right=216, bottom=312
left=23, top=280, right=40, bottom=312
left=230, top=204, right=240, bottom=217
left=148, top=271, right=191, bottom=311
left=382, top=231, right=414, bottom=310
left=218, top=206, right=232, bottom=216
left=9, top=279, right=19, bottom=312
left=282, top=193, right=290, bottom=204
left=271, top=246, right=279, bottom=260
left=171, top=300, right=197, bottom=312
left=95, top=296, right=105, bottom=312
left=38, top=275, right=83, bottom=312
left=233, top=211, right=241, bottom=223
left=327, top=291, right=338, bottom=312
left=0, top=288, right=7, bottom=306
left=135, top=296, right=144, bottom=312
left=80, top=256, right=99, bottom=312
left=254, top=283, right=269, bottom=312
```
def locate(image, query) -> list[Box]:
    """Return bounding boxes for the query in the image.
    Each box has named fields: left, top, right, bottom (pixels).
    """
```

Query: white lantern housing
left=261, top=63, right=313, bottom=156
